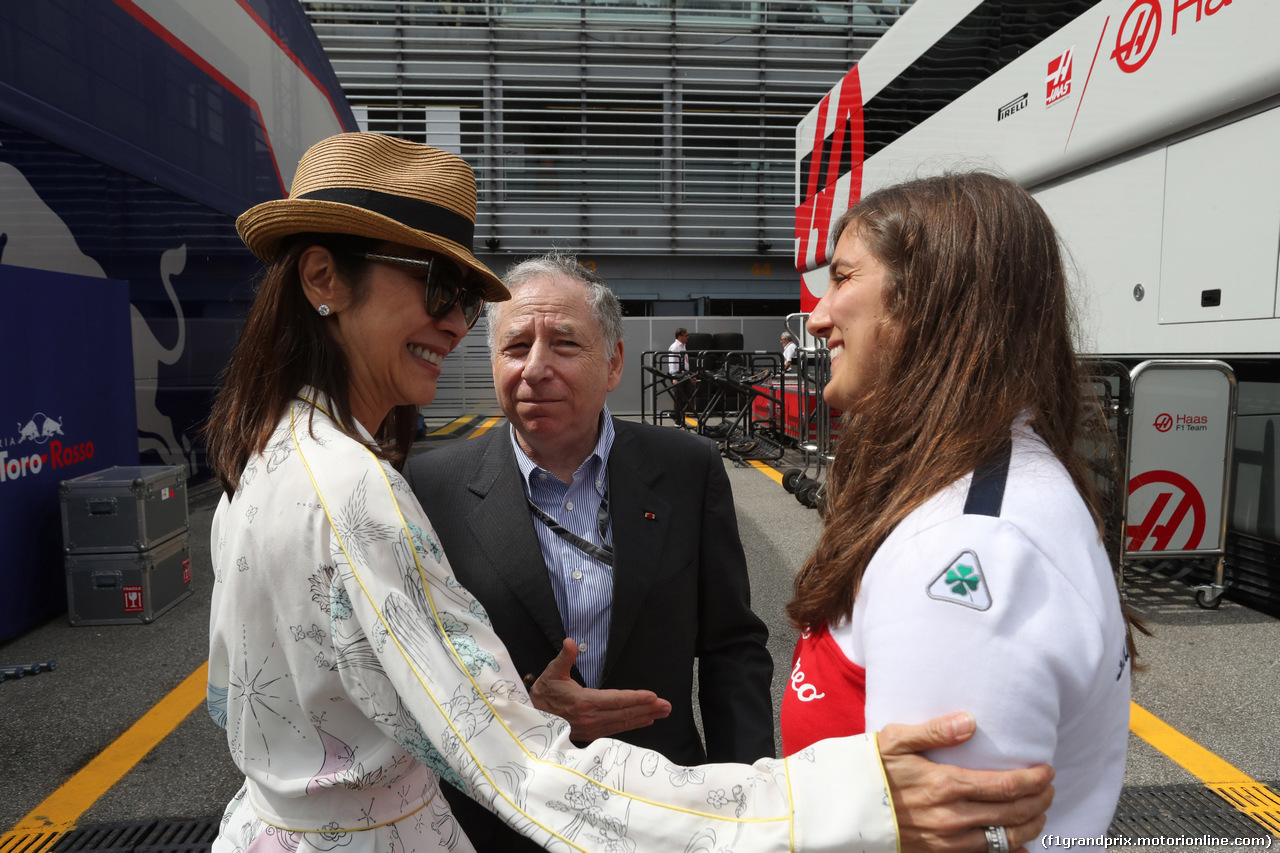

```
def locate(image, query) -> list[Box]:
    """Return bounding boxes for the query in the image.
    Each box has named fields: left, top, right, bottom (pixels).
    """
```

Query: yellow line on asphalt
left=1130, top=702, right=1280, bottom=834
left=428, top=415, right=475, bottom=436
left=467, top=416, right=503, bottom=439
left=744, top=459, right=783, bottom=484
left=1129, top=702, right=1251, bottom=783
left=9, top=662, right=209, bottom=833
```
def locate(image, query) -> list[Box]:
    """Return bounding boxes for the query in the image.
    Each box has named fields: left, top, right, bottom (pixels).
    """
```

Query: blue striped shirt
left=511, top=409, right=616, bottom=688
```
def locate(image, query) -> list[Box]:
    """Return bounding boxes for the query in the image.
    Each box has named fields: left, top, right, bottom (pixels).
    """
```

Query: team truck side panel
left=794, top=0, right=1280, bottom=610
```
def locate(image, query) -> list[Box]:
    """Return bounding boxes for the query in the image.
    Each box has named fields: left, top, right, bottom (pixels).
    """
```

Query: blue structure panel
left=0, top=0, right=276, bottom=216
left=0, top=266, right=138, bottom=643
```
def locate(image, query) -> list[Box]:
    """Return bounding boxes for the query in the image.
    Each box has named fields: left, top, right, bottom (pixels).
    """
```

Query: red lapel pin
left=643, top=512, right=657, bottom=520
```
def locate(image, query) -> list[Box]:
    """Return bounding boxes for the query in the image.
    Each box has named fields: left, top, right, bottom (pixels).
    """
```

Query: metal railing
left=640, top=349, right=787, bottom=461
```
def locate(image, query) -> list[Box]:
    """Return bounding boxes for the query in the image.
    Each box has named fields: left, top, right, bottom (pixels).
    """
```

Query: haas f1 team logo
left=1127, top=470, right=1207, bottom=552
left=1046, top=46, right=1074, bottom=105
left=1153, top=412, right=1208, bottom=433
left=1113, top=0, right=1161, bottom=73
left=1112, top=0, right=1237, bottom=75
left=795, top=65, right=864, bottom=294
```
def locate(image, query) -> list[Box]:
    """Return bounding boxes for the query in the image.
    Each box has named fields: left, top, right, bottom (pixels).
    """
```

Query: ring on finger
left=984, top=825, right=1010, bottom=853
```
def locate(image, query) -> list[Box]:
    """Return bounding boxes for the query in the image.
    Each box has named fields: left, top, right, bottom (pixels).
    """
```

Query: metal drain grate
left=135, top=820, right=219, bottom=853
left=12, top=796, right=1275, bottom=852
left=1112, top=785, right=1279, bottom=840
left=1208, top=783, right=1280, bottom=836
left=51, top=822, right=154, bottom=853
left=49, top=820, right=218, bottom=853
left=0, top=831, right=63, bottom=853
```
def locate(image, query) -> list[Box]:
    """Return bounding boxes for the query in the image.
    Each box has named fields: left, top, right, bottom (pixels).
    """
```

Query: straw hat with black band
left=237, top=132, right=508, bottom=302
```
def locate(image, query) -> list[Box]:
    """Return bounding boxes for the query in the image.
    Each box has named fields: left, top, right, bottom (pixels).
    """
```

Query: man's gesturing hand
left=530, top=639, right=672, bottom=742
left=879, top=713, right=1054, bottom=853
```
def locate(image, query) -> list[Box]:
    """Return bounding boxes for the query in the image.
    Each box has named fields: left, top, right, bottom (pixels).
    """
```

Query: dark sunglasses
left=359, top=252, right=486, bottom=329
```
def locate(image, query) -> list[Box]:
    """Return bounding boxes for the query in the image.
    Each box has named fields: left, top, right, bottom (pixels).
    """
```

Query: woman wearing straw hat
left=203, top=133, right=1052, bottom=853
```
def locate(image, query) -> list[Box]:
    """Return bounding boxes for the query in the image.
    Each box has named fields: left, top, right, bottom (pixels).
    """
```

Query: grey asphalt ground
left=2, top=420, right=1277, bottom=852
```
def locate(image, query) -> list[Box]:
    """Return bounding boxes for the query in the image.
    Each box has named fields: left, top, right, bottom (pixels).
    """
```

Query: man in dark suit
left=405, top=252, right=774, bottom=852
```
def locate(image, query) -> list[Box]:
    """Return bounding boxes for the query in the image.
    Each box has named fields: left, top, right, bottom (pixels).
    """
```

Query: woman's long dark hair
left=203, top=233, right=418, bottom=497
left=786, top=172, right=1137, bottom=654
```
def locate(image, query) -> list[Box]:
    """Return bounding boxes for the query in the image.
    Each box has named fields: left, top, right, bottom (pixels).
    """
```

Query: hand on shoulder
left=878, top=713, right=1053, bottom=853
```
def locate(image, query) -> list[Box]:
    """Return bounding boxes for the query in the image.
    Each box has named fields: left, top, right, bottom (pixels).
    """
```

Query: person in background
left=668, top=326, right=690, bottom=372
left=203, top=132, right=1055, bottom=853
left=782, top=171, right=1132, bottom=848
left=780, top=330, right=798, bottom=372
left=667, top=326, right=694, bottom=421
left=406, top=254, right=774, bottom=852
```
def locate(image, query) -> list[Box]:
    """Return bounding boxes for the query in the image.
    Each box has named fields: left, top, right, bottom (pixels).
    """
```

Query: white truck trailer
left=794, top=0, right=1280, bottom=612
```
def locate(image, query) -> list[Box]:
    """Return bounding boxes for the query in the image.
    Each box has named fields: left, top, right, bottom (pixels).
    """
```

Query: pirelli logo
left=997, top=93, right=1028, bottom=121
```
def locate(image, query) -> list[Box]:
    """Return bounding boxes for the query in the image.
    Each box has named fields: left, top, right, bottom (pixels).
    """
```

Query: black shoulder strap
left=963, top=436, right=1013, bottom=517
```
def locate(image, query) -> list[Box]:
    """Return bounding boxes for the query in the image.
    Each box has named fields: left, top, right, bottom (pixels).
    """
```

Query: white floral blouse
left=207, top=394, right=896, bottom=853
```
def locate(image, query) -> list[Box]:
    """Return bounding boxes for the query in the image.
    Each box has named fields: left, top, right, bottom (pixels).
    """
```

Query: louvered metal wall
left=302, top=1, right=909, bottom=262
left=302, top=1, right=908, bottom=414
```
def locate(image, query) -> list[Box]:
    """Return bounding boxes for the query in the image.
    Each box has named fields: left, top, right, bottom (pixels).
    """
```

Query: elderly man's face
left=490, top=274, right=624, bottom=459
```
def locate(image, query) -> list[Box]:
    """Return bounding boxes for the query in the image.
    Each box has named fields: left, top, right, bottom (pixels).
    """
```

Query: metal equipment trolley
left=641, top=346, right=787, bottom=463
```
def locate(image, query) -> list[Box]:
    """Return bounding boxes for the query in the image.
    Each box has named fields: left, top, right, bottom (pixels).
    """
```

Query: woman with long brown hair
left=203, top=135, right=1054, bottom=853
left=781, top=171, right=1132, bottom=843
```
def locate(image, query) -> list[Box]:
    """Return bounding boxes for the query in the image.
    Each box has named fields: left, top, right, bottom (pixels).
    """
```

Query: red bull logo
left=1, top=413, right=95, bottom=483
left=16, top=412, right=64, bottom=444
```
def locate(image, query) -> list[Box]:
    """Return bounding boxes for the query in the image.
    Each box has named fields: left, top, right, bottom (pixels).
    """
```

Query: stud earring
left=317, top=304, right=331, bottom=317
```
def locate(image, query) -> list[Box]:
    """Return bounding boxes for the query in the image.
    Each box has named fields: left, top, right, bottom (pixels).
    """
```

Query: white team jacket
left=822, top=417, right=1131, bottom=836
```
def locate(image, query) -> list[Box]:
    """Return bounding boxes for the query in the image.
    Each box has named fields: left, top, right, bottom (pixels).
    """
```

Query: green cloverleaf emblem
left=927, top=551, right=991, bottom=610
left=946, top=564, right=980, bottom=596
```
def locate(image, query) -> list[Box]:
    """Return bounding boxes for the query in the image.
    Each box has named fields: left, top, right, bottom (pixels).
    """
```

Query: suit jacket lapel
left=602, top=422, right=671, bottom=682
left=464, top=432, right=569, bottom=650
